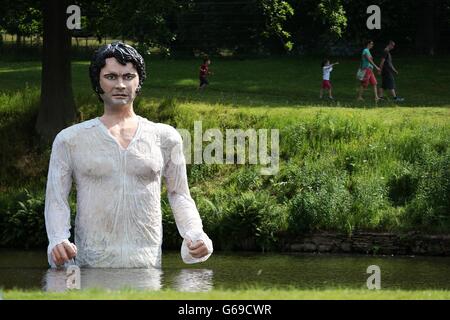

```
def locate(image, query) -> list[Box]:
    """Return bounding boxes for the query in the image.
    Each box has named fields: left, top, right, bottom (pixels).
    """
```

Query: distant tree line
left=1, top=0, right=450, bottom=56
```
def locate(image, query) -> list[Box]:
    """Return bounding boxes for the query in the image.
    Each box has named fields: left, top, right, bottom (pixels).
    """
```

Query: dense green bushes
left=403, top=149, right=450, bottom=231
left=0, top=189, right=46, bottom=248
left=286, top=160, right=353, bottom=233
left=0, top=188, right=77, bottom=248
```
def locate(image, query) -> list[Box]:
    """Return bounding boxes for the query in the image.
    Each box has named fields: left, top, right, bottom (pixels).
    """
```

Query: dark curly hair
left=89, top=41, right=147, bottom=102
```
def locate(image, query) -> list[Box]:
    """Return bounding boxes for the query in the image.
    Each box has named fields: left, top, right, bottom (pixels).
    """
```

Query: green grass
left=3, top=288, right=450, bottom=300
left=1, top=56, right=450, bottom=107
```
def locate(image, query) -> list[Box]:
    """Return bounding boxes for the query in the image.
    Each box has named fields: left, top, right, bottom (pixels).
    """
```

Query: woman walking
left=357, top=40, right=381, bottom=102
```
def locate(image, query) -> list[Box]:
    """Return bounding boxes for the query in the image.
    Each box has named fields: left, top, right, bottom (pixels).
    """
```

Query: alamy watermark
left=367, top=5, right=381, bottom=30
left=366, top=265, right=381, bottom=290
left=175, top=122, right=279, bottom=175
left=66, top=265, right=81, bottom=290
left=67, top=5, right=81, bottom=30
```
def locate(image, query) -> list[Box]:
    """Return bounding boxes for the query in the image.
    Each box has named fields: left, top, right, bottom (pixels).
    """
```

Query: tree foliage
left=0, top=0, right=43, bottom=41
left=166, top=0, right=294, bottom=55
left=1, top=0, right=449, bottom=55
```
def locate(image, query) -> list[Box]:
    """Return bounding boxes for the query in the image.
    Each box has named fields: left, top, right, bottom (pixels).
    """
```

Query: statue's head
left=89, top=42, right=146, bottom=102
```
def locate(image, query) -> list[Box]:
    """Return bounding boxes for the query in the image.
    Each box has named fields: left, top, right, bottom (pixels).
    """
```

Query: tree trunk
left=16, top=33, right=22, bottom=47
left=36, top=0, right=77, bottom=142
left=415, top=0, right=437, bottom=55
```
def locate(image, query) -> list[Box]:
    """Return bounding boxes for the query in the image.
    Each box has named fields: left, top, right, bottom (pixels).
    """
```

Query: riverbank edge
left=279, top=231, right=450, bottom=256
left=1, top=232, right=450, bottom=256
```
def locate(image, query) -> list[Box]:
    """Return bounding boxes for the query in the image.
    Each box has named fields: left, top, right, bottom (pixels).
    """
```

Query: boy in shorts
left=320, top=59, right=339, bottom=99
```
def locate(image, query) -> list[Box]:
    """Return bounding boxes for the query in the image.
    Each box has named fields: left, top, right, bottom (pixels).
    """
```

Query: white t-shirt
left=323, top=65, right=333, bottom=80
left=44, top=115, right=213, bottom=268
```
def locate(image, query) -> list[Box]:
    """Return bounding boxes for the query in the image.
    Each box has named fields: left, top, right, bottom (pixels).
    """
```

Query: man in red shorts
left=357, top=40, right=381, bottom=102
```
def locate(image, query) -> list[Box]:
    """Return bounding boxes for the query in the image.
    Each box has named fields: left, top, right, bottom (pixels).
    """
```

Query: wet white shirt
left=44, top=115, right=213, bottom=268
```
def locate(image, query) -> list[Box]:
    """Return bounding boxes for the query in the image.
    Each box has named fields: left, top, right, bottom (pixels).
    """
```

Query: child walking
left=320, top=59, right=339, bottom=99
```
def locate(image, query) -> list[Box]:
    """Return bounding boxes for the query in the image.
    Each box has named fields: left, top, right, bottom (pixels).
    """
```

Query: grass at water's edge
left=2, top=288, right=450, bottom=300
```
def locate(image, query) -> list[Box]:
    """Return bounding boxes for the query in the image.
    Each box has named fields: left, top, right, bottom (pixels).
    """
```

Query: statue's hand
left=51, top=240, right=77, bottom=266
left=187, top=239, right=209, bottom=258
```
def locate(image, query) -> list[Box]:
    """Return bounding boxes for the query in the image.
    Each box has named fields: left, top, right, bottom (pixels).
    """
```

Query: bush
left=218, top=191, right=288, bottom=251
left=0, top=189, right=46, bottom=248
left=404, top=149, right=450, bottom=231
left=0, top=188, right=77, bottom=249
left=161, top=188, right=223, bottom=250
left=287, top=160, right=352, bottom=234
left=187, top=164, right=221, bottom=185
left=224, top=167, right=263, bottom=192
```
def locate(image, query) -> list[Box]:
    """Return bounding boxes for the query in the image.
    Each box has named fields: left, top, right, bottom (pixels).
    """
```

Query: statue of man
left=44, top=42, right=213, bottom=268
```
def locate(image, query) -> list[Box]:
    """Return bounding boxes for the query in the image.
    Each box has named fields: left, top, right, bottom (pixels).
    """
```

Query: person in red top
left=199, top=57, right=212, bottom=90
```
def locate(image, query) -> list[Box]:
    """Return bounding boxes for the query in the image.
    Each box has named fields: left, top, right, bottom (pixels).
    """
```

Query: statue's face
left=99, top=57, right=140, bottom=108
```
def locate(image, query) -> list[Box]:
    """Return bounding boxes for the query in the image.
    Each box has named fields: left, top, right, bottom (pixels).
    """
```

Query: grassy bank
left=0, top=57, right=449, bottom=251
left=3, top=288, right=450, bottom=300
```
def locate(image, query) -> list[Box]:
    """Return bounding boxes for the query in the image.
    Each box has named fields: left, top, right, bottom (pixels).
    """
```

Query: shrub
left=187, top=164, right=221, bottom=184
left=0, top=188, right=77, bottom=249
left=161, top=189, right=223, bottom=250
left=404, top=149, right=450, bottom=231
left=0, top=189, right=46, bottom=248
left=287, top=160, right=352, bottom=234
left=218, top=191, right=288, bottom=251
left=224, top=167, right=263, bottom=192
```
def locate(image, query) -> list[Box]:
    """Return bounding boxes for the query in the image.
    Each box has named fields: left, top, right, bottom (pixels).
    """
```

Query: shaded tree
left=84, top=0, right=178, bottom=54
left=36, top=0, right=77, bottom=142
left=0, top=0, right=43, bottom=46
left=284, top=0, right=450, bottom=55
left=414, top=0, right=441, bottom=55
left=173, top=0, right=293, bottom=55
left=286, top=0, right=348, bottom=53
left=341, top=0, right=450, bottom=55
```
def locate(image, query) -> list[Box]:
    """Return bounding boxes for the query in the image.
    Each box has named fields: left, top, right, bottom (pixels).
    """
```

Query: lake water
left=1, top=250, right=450, bottom=292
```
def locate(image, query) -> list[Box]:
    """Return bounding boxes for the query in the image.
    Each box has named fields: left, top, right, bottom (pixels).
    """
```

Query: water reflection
left=43, top=267, right=214, bottom=292
left=172, top=269, right=214, bottom=292
left=2, top=250, right=450, bottom=291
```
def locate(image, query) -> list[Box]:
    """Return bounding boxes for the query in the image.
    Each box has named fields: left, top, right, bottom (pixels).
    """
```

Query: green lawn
left=1, top=56, right=450, bottom=107
left=2, top=288, right=450, bottom=300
